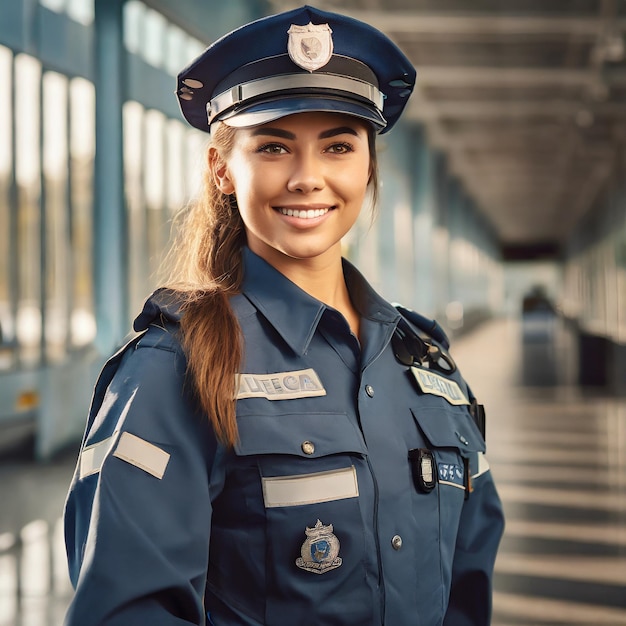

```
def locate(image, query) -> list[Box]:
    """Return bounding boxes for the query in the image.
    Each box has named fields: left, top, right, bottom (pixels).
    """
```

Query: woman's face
left=211, top=111, right=372, bottom=271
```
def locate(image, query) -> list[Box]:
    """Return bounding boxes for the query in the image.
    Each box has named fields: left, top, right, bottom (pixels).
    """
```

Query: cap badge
left=287, top=22, right=333, bottom=72
left=296, top=519, right=342, bottom=574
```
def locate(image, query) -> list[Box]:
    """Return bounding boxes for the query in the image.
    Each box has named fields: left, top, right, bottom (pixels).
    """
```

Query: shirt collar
left=341, top=257, right=400, bottom=325
left=241, top=247, right=400, bottom=356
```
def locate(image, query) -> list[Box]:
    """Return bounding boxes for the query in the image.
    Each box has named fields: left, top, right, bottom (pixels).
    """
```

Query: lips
left=277, top=207, right=331, bottom=219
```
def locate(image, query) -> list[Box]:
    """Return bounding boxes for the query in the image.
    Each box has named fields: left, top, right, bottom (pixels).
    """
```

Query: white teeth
left=278, top=208, right=330, bottom=219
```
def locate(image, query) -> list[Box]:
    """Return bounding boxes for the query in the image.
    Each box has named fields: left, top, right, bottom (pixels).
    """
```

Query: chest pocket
left=411, top=404, right=485, bottom=494
left=411, top=405, right=485, bottom=454
left=235, top=411, right=368, bottom=480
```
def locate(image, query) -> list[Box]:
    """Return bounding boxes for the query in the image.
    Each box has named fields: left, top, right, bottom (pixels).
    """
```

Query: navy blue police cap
left=176, top=5, right=416, bottom=134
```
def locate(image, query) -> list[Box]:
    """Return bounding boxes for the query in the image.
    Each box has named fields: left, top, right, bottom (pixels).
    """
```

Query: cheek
left=229, top=159, right=276, bottom=201
left=227, top=162, right=257, bottom=204
left=342, top=162, right=371, bottom=201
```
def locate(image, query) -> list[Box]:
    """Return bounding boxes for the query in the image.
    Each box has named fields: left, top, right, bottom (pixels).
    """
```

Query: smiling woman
left=63, top=5, right=504, bottom=626
left=211, top=113, right=372, bottom=285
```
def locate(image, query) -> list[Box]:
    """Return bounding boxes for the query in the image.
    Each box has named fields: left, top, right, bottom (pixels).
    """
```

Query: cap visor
left=219, top=96, right=387, bottom=131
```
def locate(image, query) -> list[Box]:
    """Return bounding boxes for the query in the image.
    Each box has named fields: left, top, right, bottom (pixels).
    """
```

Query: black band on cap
left=214, top=54, right=380, bottom=94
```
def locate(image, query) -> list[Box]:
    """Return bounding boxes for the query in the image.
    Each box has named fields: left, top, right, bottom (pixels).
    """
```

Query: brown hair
left=165, top=120, right=379, bottom=447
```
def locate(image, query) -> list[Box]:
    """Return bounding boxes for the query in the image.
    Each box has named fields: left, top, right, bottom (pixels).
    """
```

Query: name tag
left=411, top=367, right=469, bottom=406
left=236, top=368, right=326, bottom=400
left=262, top=467, right=358, bottom=508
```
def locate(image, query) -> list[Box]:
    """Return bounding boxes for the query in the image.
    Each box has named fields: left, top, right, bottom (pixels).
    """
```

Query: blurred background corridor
left=1, top=0, right=626, bottom=624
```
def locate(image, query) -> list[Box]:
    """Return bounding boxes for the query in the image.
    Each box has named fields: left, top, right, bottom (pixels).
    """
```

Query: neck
left=251, top=245, right=361, bottom=339
left=290, top=259, right=361, bottom=341
left=287, top=258, right=346, bottom=306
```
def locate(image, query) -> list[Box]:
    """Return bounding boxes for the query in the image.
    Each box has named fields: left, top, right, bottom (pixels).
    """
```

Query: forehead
left=239, top=111, right=372, bottom=136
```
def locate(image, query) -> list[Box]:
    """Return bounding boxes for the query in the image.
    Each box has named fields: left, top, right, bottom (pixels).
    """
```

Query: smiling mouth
left=277, top=207, right=332, bottom=219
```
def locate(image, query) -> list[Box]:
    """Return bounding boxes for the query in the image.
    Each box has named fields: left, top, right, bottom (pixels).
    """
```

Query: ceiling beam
left=409, top=98, right=626, bottom=121
left=335, top=11, right=626, bottom=37
left=413, top=66, right=626, bottom=88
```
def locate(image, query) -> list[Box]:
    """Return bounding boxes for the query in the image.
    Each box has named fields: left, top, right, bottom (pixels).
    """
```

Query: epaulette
left=393, top=303, right=450, bottom=350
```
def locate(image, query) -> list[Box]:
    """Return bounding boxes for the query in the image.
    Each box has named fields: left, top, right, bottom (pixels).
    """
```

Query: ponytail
left=164, top=123, right=244, bottom=447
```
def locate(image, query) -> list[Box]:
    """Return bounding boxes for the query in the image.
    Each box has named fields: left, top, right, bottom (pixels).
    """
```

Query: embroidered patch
left=411, top=367, right=469, bottom=406
left=296, top=519, right=342, bottom=574
left=262, top=467, right=358, bottom=508
left=438, top=462, right=464, bottom=489
left=236, top=368, right=326, bottom=400
left=287, top=22, right=333, bottom=72
left=112, top=432, right=170, bottom=479
left=79, top=432, right=119, bottom=479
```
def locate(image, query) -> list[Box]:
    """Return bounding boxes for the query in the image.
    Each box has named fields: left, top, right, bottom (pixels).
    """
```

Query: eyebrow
left=251, top=127, right=295, bottom=140
left=250, top=126, right=361, bottom=140
left=319, top=126, right=360, bottom=139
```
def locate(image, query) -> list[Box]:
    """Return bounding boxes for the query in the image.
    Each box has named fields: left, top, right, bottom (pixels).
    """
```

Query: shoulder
left=393, top=303, right=450, bottom=349
left=91, top=290, right=186, bottom=415
left=129, top=287, right=189, bottom=355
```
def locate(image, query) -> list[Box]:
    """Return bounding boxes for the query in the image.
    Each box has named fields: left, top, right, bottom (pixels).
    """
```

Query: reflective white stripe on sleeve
left=112, top=431, right=170, bottom=479
left=79, top=432, right=119, bottom=479
left=262, top=467, right=359, bottom=508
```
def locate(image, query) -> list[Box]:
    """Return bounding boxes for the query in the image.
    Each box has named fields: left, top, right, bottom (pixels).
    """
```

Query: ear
left=208, top=146, right=235, bottom=195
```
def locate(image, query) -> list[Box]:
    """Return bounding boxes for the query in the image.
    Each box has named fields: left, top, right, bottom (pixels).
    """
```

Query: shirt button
left=365, top=385, right=375, bottom=397
left=391, top=535, right=403, bottom=550
left=301, top=441, right=315, bottom=455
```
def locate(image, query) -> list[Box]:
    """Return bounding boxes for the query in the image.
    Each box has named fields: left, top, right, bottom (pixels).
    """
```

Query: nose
left=286, top=151, right=325, bottom=193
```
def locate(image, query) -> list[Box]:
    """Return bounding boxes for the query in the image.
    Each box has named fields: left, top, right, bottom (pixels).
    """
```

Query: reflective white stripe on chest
left=262, top=467, right=358, bottom=508
left=411, top=366, right=469, bottom=406
left=236, top=368, right=326, bottom=400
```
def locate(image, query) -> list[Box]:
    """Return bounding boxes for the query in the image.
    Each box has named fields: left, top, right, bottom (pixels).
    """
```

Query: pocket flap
left=411, top=407, right=485, bottom=453
left=235, top=412, right=367, bottom=458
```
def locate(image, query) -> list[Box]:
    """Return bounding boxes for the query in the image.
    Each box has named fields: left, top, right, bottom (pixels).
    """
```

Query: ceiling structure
left=268, top=0, right=626, bottom=257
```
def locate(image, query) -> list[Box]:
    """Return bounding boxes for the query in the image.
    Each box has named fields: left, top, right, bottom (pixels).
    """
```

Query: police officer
left=64, top=5, right=504, bottom=625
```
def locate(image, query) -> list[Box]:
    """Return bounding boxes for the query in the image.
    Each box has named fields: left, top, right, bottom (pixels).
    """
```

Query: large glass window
left=123, top=0, right=204, bottom=75
left=124, top=98, right=207, bottom=314
left=121, top=0, right=212, bottom=320
left=15, top=54, right=42, bottom=366
left=0, top=46, right=13, bottom=369
left=0, top=48, right=95, bottom=368
left=69, top=77, right=95, bottom=347
left=39, top=0, right=94, bottom=25
left=43, top=71, right=70, bottom=361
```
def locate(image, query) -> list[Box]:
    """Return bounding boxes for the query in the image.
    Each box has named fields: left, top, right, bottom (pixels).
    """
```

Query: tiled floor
left=452, top=317, right=626, bottom=626
left=0, top=315, right=624, bottom=625
left=0, top=448, right=76, bottom=626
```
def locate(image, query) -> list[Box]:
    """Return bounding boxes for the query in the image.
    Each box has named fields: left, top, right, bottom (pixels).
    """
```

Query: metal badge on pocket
left=296, top=519, right=342, bottom=574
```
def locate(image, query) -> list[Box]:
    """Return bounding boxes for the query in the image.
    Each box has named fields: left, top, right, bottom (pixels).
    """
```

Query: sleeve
left=443, top=455, right=505, bottom=626
left=63, top=332, right=220, bottom=626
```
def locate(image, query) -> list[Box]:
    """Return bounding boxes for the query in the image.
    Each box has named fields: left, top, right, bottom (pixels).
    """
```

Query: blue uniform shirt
left=64, top=247, right=504, bottom=625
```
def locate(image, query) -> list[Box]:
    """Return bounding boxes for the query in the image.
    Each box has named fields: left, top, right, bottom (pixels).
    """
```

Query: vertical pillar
left=9, top=50, right=19, bottom=367
left=39, top=64, right=47, bottom=364
left=447, top=178, right=461, bottom=308
left=410, top=125, right=435, bottom=316
left=93, top=0, right=127, bottom=355
left=432, top=152, right=451, bottom=319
